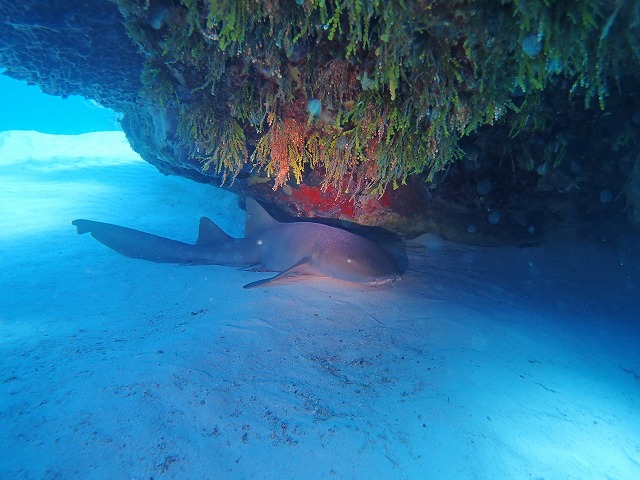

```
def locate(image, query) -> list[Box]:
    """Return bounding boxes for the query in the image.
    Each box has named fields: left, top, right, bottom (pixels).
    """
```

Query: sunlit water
left=1, top=131, right=639, bottom=479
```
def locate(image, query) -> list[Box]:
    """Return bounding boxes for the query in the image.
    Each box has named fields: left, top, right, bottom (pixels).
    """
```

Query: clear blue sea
left=1, top=75, right=639, bottom=479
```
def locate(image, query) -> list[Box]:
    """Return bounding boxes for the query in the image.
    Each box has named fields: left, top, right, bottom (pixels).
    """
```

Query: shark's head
left=312, top=231, right=402, bottom=286
left=339, top=254, right=401, bottom=285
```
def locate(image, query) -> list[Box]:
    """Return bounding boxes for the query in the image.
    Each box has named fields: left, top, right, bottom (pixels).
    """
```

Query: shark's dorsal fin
left=243, top=258, right=313, bottom=288
left=245, top=197, right=279, bottom=237
left=196, top=217, right=232, bottom=246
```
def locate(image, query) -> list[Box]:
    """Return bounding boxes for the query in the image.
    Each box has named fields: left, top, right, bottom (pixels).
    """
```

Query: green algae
left=115, top=0, right=640, bottom=195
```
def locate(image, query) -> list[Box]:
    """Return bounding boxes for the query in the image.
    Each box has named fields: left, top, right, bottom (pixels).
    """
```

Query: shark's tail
left=72, top=219, right=93, bottom=235
left=71, top=218, right=203, bottom=263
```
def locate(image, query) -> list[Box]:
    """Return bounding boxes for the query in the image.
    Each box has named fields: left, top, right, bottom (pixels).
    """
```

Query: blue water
left=0, top=73, right=121, bottom=134
left=1, top=71, right=639, bottom=479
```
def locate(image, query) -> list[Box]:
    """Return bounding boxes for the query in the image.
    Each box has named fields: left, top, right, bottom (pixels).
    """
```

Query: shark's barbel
left=72, top=198, right=402, bottom=288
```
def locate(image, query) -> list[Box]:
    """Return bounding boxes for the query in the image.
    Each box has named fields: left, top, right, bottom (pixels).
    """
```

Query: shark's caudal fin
left=72, top=219, right=93, bottom=235
left=196, top=217, right=233, bottom=246
left=245, top=198, right=279, bottom=237
left=72, top=219, right=203, bottom=263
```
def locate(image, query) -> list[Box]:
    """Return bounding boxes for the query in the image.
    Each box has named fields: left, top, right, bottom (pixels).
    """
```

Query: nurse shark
left=72, top=198, right=401, bottom=288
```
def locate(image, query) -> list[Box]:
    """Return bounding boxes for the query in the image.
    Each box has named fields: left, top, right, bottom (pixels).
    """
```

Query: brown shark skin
left=72, top=198, right=402, bottom=288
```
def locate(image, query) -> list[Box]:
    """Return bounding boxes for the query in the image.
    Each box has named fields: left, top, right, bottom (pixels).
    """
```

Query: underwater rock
left=0, top=0, right=143, bottom=110
left=1, top=0, right=639, bottom=245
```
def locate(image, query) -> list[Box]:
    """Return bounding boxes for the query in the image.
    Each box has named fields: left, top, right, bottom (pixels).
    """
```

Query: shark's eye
left=346, top=258, right=352, bottom=263
left=257, top=239, right=263, bottom=246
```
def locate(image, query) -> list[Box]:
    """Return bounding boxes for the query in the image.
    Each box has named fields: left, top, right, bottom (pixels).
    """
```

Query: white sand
left=1, top=131, right=639, bottom=479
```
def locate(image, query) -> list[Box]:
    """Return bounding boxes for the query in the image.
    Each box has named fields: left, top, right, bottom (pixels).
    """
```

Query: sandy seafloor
left=1, top=130, right=639, bottom=480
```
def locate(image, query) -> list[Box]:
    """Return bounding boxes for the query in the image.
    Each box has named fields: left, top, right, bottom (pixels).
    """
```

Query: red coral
left=292, top=185, right=355, bottom=218
left=268, top=117, right=307, bottom=188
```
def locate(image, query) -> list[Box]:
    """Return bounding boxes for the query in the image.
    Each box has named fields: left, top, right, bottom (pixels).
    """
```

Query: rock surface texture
left=1, top=0, right=639, bottom=243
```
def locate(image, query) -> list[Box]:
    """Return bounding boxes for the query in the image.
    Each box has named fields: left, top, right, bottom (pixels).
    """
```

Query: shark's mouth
left=368, top=275, right=401, bottom=286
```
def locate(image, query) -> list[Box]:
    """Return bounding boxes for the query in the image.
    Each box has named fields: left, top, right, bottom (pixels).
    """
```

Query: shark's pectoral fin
left=243, top=264, right=269, bottom=272
left=243, top=259, right=313, bottom=289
